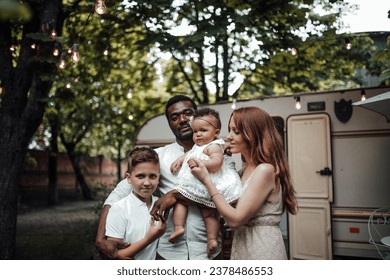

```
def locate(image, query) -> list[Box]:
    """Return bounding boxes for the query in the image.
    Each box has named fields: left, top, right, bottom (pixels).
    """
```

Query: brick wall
left=18, top=150, right=127, bottom=203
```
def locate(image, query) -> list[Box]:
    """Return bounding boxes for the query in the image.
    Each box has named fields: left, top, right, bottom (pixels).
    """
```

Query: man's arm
left=95, top=179, right=132, bottom=259
left=95, top=205, right=130, bottom=259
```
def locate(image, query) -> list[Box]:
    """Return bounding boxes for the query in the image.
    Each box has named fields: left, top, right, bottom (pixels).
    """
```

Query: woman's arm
left=189, top=158, right=276, bottom=229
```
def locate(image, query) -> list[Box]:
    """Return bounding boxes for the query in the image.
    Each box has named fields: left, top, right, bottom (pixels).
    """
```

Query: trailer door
left=287, top=114, right=333, bottom=259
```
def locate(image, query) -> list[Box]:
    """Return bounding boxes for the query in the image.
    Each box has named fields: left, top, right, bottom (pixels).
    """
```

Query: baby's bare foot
left=207, top=238, right=218, bottom=257
left=168, top=226, right=185, bottom=243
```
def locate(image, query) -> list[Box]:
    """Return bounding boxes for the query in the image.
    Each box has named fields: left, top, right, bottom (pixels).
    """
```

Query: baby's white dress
left=175, top=138, right=242, bottom=207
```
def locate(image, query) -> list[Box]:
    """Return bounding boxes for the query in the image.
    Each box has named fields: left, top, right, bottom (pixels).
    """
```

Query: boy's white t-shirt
left=106, top=192, right=158, bottom=260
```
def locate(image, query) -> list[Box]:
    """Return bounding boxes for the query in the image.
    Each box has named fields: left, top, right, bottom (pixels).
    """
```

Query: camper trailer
left=135, top=87, right=390, bottom=260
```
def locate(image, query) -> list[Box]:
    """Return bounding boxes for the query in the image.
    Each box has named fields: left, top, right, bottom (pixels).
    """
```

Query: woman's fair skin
left=107, top=161, right=166, bottom=259
left=188, top=114, right=280, bottom=229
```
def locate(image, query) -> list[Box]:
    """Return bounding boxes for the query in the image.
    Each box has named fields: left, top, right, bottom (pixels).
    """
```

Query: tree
left=0, top=0, right=67, bottom=259
left=0, top=0, right=387, bottom=260
left=128, top=0, right=378, bottom=102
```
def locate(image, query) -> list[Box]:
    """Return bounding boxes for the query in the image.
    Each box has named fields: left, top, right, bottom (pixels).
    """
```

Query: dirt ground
left=16, top=198, right=102, bottom=260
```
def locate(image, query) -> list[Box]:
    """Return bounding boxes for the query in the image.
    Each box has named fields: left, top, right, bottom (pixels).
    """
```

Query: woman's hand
left=188, top=158, right=211, bottom=184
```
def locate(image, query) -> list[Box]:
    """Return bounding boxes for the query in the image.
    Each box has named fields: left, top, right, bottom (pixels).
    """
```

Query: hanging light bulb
left=127, top=88, right=133, bottom=99
left=103, top=46, right=109, bottom=56
left=71, top=44, right=80, bottom=63
left=128, top=114, right=134, bottom=120
left=231, top=98, right=237, bottom=110
left=10, top=44, right=16, bottom=51
left=58, top=54, right=66, bottom=69
left=95, top=0, right=107, bottom=15
left=290, top=47, right=298, bottom=56
left=51, top=28, right=57, bottom=38
left=31, top=43, right=36, bottom=49
left=66, top=82, right=71, bottom=89
left=361, top=89, right=366, bottom=101
left=52, top=43, right=60, bottom=56
left=345, top=38, right=352, bottom=50
left=295, top=96, right=301, bottom=110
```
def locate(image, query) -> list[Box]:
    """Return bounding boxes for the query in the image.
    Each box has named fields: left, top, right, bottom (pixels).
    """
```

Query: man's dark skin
left=95, top=99, right=196, bottom=259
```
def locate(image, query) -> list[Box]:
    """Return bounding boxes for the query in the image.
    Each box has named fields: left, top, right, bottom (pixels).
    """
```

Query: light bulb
left=58, top=55, right=66, bottom=69
left=71, top=44, right=80, bottom=63
left=345, top=38, right=352, bottom=50
left=291, top=47, right=297, bottom=56
left=95, top=0, right=106, bottom=15
left=66, top=82, right=71, bottom=89
left=103, top=48, right=109, bottom=56
left=127, top=88, right=133, bottom=99
left=295, top=97, right=301, bottom=110
left=53, top=46, right=60, bottom=56
left=361, top=90, right=366, bottom=101
left=231, top=98, right=237, bottom=110
left=51, top=29, right=57, bottom=38
left=128, top=114, right=134, bottom=120
left=31, top=43, right=36, bottom=49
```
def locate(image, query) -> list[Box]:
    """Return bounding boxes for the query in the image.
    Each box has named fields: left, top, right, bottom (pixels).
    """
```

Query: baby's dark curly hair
left=194, top=107, right=221, bottom=129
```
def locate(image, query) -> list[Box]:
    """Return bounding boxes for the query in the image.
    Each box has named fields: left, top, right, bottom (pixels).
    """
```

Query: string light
left=295, top=96, right=301, bottom=110
left=128, top=114, right=134, bottom=120
left=103, top=46, right=109, bottom=56
left=231, top=98, right=237, bottom=110
left=95, top=0, right=107, bottom=15
left=10, top=44, right=16, bottom=52
left=58, top=54, right=66, bottom=69
left=31, top=43, right=36, bottom=49
left=290, top=47, right=298, bottom=56
left=361, top=89, right=366, bottom=101
left=52, top=43, right=60, bottom=56
left=127, top=87, right=133, bottom=99
left=66, top=82, right=71, bottom=89
left=51, top=28, right=57, bottom=39
left=71, top=44, right=80, bottom=63
left=345, top=38, right=352, bottom=50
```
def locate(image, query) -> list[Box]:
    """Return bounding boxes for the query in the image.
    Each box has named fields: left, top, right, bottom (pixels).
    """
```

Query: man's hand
left=95, top=238, right=132, bottom=260
left=150, top=190, right=178, bottom=221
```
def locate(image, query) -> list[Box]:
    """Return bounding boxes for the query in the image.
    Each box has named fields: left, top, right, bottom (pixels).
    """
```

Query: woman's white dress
left=230, top=171, right=287, bottom=260
left=175, top=138, right=242, bottom=207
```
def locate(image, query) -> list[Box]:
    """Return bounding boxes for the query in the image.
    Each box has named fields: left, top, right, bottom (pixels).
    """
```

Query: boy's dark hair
left=165, top=95, right=197, bottom=119
left=127, top=147, right=159, bottom=173
left=194, top=107, right=221, bottom=129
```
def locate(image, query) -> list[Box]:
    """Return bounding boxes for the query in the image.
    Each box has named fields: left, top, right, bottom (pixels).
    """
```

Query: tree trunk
left=117, top=140, right=122, bottom=183
left=48, top=116, right=59, bottom=205
left=63, top=144, right=93, bottom=201
left=0, top=0, right=62, bottom=259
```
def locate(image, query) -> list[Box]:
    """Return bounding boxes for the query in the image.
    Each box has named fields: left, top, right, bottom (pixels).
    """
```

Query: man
left=96, top=95, right=232, bottom=259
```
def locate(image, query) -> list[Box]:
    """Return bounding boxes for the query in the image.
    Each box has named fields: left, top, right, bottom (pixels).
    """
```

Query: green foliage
left=28, top=0, right=389, bottom=159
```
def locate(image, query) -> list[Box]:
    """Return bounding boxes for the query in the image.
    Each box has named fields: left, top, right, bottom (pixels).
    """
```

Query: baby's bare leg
left=200, top=207, right=220, bottom=257
left=168, top=202, right=187, bottom=243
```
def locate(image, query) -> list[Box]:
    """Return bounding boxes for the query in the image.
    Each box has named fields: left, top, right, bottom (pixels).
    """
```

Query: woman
left=188, top=107, right=297, bottom=259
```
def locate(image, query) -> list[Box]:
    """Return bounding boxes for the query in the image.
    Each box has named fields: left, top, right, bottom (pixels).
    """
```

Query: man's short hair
left=165, top=95, right=197, bottom=119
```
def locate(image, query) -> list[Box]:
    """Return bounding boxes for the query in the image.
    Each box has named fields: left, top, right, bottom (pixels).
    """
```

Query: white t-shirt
left=106, top=192, right=158, bottom=260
